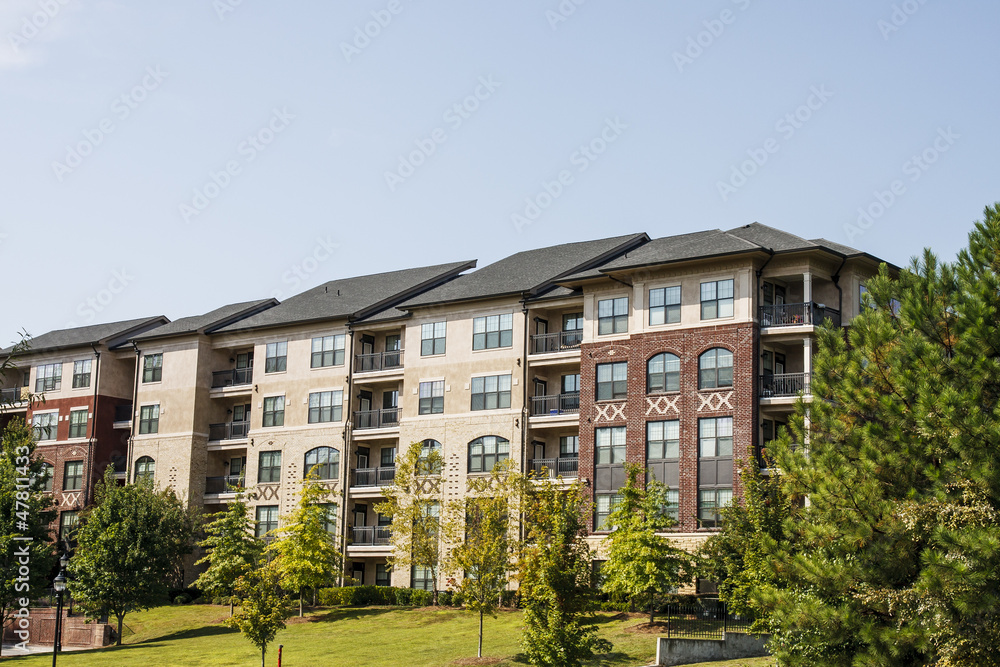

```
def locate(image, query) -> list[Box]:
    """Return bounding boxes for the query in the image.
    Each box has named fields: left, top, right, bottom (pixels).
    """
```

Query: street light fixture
left=51, top=551, right=69, bottom=667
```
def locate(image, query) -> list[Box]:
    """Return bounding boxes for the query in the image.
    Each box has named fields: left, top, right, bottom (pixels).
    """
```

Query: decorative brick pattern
left=579, top=322, right=757, bottom=533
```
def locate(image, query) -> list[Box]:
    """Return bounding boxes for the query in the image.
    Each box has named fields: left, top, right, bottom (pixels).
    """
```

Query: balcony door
left=229, top=456, right=246, bottom=478
left=534, top=379, right=547, bottom=398
left=357, top=447, right=370, bottom=470
left=385, top=334, right=401, bottom=351
left=535, top=319, right=548, bottom=335
left=359, top=390, right=372, bottom=412
left=354, top=503, right=367, bottom=527
left=236, top=352, right=253, bottom=369
left=382, top=390, right=398, bottom=410
left=380, top=447, right=395, bottom=468
left=360, top=335, right=375, bottom=356
left=352, top=562, right=365, bottom=585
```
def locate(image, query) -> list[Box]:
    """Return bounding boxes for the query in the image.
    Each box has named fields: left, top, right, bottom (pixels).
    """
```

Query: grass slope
left=3, top=605, right=774, bottom=667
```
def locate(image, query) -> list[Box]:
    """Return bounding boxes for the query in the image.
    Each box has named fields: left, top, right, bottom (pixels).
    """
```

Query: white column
left=803, top=336, right=812, bottom=394
left=802, top=272, right=812, bottom=305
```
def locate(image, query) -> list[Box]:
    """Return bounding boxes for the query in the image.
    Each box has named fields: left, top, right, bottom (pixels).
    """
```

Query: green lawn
left=2, top=604, right=775, bottom=667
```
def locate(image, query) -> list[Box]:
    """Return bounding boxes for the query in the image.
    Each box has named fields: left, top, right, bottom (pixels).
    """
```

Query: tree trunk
left=230, top=598, right=235, bottom=617
left=478, top=608, right=484, bottom=658
left=649, top=590, right=655, bottom=625
left=299, top=589, right=304, bottom=617
left=261, top=646, right=266, bottom=667
left=117, top=614, right=124, bottom=646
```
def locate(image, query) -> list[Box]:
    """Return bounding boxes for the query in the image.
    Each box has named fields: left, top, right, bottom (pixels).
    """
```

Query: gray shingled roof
left=400, top=233, right=648, bottom=308
left=563, top=224, right=871, bottom=278
left=132, top=299, right=278, bottom=341
left=214, top=261, right=474, bottom=333
left=5, top=316, right=168, bottom=355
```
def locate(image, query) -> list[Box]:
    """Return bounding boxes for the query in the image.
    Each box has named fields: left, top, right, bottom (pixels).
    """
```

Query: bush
left=168, top=586, right=200, bottom=605
left=394, top=588, right=413, bottom=606
left=172, top=593, right=191, bottom=605
left=317, top=585, right=440, bottom=608
left=411, top=589, right=433, bottom=606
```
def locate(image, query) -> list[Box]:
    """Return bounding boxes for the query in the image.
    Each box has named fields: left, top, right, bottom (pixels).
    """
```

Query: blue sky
left=2, top=1, right=997, bottom=343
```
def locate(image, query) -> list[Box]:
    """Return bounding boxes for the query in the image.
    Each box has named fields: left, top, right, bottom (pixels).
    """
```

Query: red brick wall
left=579, top=322, right=757, bottom=533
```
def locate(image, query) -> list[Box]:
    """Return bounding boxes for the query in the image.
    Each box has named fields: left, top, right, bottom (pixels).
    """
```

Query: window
left=470, top=375, right=511, bottom=411
left=596, top=362, right=627, bottom=400
left=376, top=564, right=390, bottom=587
left=142, top=354, right=162, bottom=383
left=417, top=440, right=442, bottom=475
left=473, top=314, right=513, bottom=350
left=139, top=405, right=159, bottom=434
left=308, top=391, right=343, bottom=423
left=698, top=348, right=734, bottom=389
left=39, top=463, right=54, bottom=492
left=649, top=286, right=681, bottom=325
left=135, top=456, right=155, bottom=483
left=265, top=342, right=287, bottom=373
left=32, top=412, right=58, bottom=441
left=420, top=322, right=446, bottom=356
left=72, top=360, right=92, bottom=388
left=700, top=279, right=734, bottom=320
left=258, top=451, right=282, bottom=483
left=698, top=488, right=732, bottom=528
left=595, top=426, right=626, bottom=464
left=468, top=436, right=510, bottom=473
left=597, top=297, right=629, bottom=335
left=594, top=494, right=621, bottom=531
left=22, top=370, right=29, bottom=387
left=35, top=363, right=61, bottom=392
left=255, top=505, right=279, bottom=538
left=647, top=353, right=680, bottom=393
left=412, top=565, right=434, bottom=591
left=320, top=503, right=338, bottom=534
left=63, top=461, right=83, bottom=491
left=304, top=447, right=340, bottom=480
left=68, top=409, right=88, bottom=439
left=560, top=435, right=578, bottom=457
left=418, top=381, right=444, bottom=415
left=563, top=312, right=583, bottom=331
left=59, top=511, right=79, bottom=541
left=647, top=420, right=680, bottom=459
left=699, top=417, right=733, bottom=457
left=663, top=489, right=680, bottom=521
left=311, top=335, right=345, bottom=368
left=263, top=396, right=285, bottom=427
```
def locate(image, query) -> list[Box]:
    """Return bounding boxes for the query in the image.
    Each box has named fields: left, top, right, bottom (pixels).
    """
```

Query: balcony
left=759, top=303, right=841, bottom=329
left=113, top=403, right=133, bottom=429
left=353, top=466, right=396, bottom=487
left=205, top=475, right=245, bottom=495
left=354, top=350, right=403, bottom=374
left=528, top=457, right=579, bottom=478
left=352, top=525, right=391, bottom=547
left=0, top=387, right=24, bottom=404
left=212, top=368, right=253, bottom=389
left=208, top=420, right=250, bottom=441
left=530, top=392, right=580, bottom=417
left=759, top=373, right=810, bottom=398
left=530, top=331, right=583, bottom=355
left=353, top=408, right=400, bottom=431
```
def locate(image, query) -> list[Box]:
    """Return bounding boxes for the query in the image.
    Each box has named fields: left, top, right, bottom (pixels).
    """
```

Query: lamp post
left=51, top=552, right=69, bottom=667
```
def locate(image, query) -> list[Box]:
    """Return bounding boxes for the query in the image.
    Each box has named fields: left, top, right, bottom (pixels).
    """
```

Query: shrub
left=411, top=589, right=433, bottom=607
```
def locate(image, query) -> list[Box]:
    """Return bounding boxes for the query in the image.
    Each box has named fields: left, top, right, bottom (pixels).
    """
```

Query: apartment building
left=0, top=317, right=168, bottom=541
left=1, top=223, right=889, bottom=591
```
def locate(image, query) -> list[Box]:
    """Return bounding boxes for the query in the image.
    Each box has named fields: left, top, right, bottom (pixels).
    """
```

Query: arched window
left=698, top=348, right=733, bottom=389
left=468, top=436, right=510, bottom=473
left=647, top=353, right=680, bottom=393
left=417, top=439, right=442, bottom=475
left=135, top=456, right=155, bottom=483
left=304, top=447, right=340, bottom=480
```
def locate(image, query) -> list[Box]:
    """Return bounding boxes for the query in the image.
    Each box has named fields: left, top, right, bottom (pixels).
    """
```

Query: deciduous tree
left=194, top=491, right=262, bottom=616
left=225, top=560, right=290, bottom=667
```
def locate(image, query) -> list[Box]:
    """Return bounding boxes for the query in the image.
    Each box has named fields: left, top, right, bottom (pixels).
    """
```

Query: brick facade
left=579, top=322, right=757, bottom=533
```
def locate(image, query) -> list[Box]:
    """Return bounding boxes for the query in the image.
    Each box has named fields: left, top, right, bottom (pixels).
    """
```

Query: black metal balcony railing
left=113, top=403, right=133, bottom=422
left=759, top=303, right=841, bottom=328
left=352, top=525, right=391, bottom=546
left=529, top=457, right=579, bottom=478
left=530, top=331, right=583, bottom=355
left=353, top=466, right=396, bottom=487
left=759, top=372, right=810, bottom=398
left=212, top=367, right=253, bottom=389
left=208, top=420, right=250, bottom=441
left=530, top=392, right=580, bottom=417
left=205, top=475, right=245, bottom=495
left=354, top=350, right=403, bottom=373
left=353, top=408, right=400, bottom=430
left=0, top=387, right=23, bottom=404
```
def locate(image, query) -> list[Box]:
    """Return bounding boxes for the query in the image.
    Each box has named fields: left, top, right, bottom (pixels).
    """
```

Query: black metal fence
left=664, top=601, right=753, bottom=639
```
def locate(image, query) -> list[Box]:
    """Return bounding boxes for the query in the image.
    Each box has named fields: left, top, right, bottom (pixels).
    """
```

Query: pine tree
left=0, top=418, right=55, bottom=656
left=266, top=471, right=341, bottom=617
left=518, top=478, right=611, bottom=667
left=194, top=491, right=263, bottom=615
left=601, top=463, right=692, bottom=624
left=750, top=204, right=1000, bottom=666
